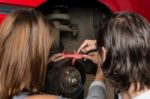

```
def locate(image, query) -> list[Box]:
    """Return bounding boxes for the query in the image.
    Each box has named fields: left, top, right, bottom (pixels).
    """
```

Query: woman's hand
left=78, top=40, right=106, bottom=81
left=49, top=53, right=64, bottom=62
left=77, top=40, right=97, bottom=64
left=82, top=51, right=99, bottom=65
left=77, top=40, right=96, bottom=53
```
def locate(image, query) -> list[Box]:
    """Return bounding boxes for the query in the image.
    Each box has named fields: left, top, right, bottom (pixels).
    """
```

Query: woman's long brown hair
left=0, top=9, right=54, bottom=98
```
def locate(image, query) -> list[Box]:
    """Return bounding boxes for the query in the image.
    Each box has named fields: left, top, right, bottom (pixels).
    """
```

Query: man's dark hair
left=97, top=12, right=150, bottom=91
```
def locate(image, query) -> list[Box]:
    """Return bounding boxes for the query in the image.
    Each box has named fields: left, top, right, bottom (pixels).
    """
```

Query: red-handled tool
left=63, top=51, right=83, bottom=65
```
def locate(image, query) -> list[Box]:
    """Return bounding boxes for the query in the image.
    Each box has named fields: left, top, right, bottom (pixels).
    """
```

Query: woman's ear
left=101, top=47, right=106, bottom=62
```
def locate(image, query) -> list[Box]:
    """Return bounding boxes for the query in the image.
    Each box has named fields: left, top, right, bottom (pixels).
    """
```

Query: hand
left=82, top=51, right=99, bottom=65
left=77, top=40, right=96, bottom=53
left=49, top=53, right=64, bottom=62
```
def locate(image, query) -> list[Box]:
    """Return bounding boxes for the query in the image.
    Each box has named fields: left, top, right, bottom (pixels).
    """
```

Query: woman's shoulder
left=25, top=95, right=67, bottom=99
left=12, top=92, right=69, bottom=99
left=12, top=92, right=29, bottom=99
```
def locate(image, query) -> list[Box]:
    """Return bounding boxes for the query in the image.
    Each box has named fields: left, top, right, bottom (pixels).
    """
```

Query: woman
left=79, top=12, right=150, bottom=99
left=0, top=9, right=65, bottom=99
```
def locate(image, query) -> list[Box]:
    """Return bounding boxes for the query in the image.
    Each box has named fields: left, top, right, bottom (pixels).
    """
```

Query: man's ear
left=101, top=47, right=106, bottom=62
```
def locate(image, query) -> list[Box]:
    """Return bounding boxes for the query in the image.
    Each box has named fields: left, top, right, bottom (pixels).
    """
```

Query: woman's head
left=97, top=12, right=150, bottom=92
left=0, top=9, right=54, bottom=98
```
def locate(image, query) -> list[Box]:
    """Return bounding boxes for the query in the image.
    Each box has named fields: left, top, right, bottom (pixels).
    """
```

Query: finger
left=53, top=56, right=64, bottom=62
left=84, top=58, right=87, bottom=61
left=82, top=45, right=97, bottom=53
left=82, top=54, right=94, bottom=61
left=82, top=52, right=98, bottom=64
left=77, top=40, right=88, bottom=53
left=49, top=53, right=63, bottom=62
left=52, top=53, right=63, bottom=59
left=78, top=40, right=97, bottom=53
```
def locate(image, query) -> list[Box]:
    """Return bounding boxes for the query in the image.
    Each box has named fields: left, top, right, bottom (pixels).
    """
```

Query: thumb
left=82, top=54, right=95, bottom=61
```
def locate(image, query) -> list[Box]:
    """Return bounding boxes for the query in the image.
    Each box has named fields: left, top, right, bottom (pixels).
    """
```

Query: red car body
left=0, top=0, right=150, bottom=23
left=100, top=0, right=150, bottom=22
left=0, top=0, right=46, bottom=23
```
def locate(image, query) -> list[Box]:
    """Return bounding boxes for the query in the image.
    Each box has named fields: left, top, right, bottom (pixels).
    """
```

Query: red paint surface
left=0, top=0, right=45, bottom=24
left=1, top=0, right=150, bottom=26
left=99, top=0, right=150, bottom=22
left=0, top=0, right=46, bottom=7
left=0, top=13, right=6, bottom=25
